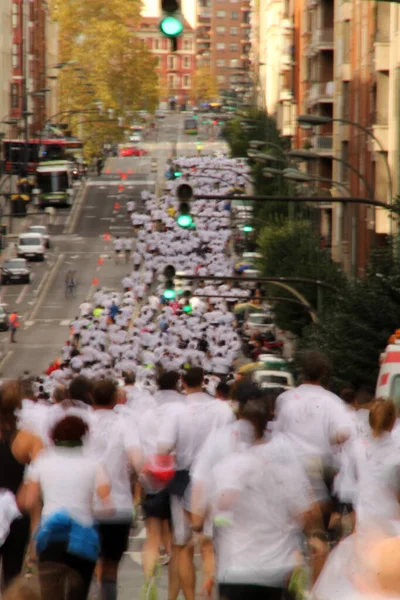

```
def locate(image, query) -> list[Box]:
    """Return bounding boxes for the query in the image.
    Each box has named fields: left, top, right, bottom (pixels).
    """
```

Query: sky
left=141, top=0, right=196, bottom=28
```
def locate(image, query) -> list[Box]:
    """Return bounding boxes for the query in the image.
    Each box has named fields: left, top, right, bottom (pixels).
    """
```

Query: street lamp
left=297, top=114, right=393, bottom=202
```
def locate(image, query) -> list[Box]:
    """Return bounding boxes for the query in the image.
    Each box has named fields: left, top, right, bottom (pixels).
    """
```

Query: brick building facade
left=138, top=17, right=196, bottom=109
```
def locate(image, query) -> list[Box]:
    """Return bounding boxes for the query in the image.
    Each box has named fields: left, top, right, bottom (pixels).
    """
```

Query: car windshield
left=19, top=237, right=41, bottom=246
left=29, top=227, right=45, bottom=234
left=248, top=314, right=273, bottom=325
left=258, top=374, right=289, bottom=385
left=3, top=260, right=26, bottom=269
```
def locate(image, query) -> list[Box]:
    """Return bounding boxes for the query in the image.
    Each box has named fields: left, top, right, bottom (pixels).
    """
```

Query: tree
left=192, top=67, right=218, bottom=104
left=49, top=0, right=159, bottom=160
left=257, top=221, right=346, bottom=337
left=300, top=248, right=400, bottom=390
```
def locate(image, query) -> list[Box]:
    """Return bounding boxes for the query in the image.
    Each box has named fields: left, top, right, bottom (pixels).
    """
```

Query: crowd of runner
left=0, top=156, right=399, bottom=600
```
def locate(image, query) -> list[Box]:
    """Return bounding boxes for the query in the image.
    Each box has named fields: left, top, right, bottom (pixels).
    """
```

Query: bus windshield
left=184, top=118, right=198, bottom=132
left=37, top=171, right=69, bottom=194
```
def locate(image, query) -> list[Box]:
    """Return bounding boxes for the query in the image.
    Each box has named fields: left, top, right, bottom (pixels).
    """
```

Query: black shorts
left=97, top=520, right=131, bottom=562
left=219, top=584, right=284, bottom=600
left=142, top=488, right=171, bottom=521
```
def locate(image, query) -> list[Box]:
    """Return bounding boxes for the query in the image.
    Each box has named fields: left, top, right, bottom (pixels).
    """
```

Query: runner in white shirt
left=87, top=379, right=140, bottom=600
left=157, top=367, right=234, bottom=600
left=113, top=236, right=123, bottom=263
left=210, top=398, right=316, bottom=600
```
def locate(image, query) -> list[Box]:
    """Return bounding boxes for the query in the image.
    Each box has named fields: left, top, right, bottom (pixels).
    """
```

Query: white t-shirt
left=27, top=447, right=104, bottom=526
left=158, top=391, right=234, bottom=470
left=211, top=440, right=313, bottom=586
left=275, top=384, right=353, bottom=461
left=86, top=410, right=136, bottom=520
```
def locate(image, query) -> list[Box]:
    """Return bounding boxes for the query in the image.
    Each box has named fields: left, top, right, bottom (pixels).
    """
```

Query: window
left=341, top=141, right=349, bottom=182
left=342, top=81, right=349, bottom=119
left=230, top=27, right=238, bottom=35
left=12, top=3, right=19, bottom=29
left=184, top=39, right=192, bottom=50
left=231, top=11, right=239, bottom=19
left=217, top=10, right=226, bottom=18
left=217, top=75, right=226, bottom=83
left=216, top=26, right=226, bottom=34
left=183, top=56, right=191, bottom=68
left=154, top=38, right=160, bottom=50
left=183, top=75, right=190, bottom=88
left=230, top=43, right=238, bottom=52
left=168, top=55, right=176, bottom=69
left=216, top=42, right=225, bottom=50
left=12, top=43, right=19, bottom=69
left=10, top=83, right=19, bottom=109
left=168, top=74, right=174, bottom=89
left=230, top=58, right=239, bottom=67
left=216, top=59, right=225, bottom=67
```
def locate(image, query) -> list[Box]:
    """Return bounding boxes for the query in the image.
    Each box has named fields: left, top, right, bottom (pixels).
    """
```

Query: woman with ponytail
left=350, top=399, right=400, bottom=532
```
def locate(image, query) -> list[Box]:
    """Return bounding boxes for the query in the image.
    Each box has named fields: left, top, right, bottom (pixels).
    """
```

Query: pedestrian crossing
left=23, top=318, right=71, bottom=328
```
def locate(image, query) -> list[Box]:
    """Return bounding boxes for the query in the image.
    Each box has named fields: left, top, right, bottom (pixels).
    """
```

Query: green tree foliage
left=300, top=248, right=400, bottom=390
left=223, top=109, right=294, bottom=222
left=257, top=221, right=346, bottom=337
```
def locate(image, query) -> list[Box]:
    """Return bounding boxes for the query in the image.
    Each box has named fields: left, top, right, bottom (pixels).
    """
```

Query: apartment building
left=138, top=16, right=196, bottom=108
left=0, top=1, right=13, bottom=129
left=254, top=0, right=296, bottom=137
left=7, top=0, right=58, bottom=138
left=197, top=0, right=212, bottom=69
left=210, top=0, right=251, bottom=93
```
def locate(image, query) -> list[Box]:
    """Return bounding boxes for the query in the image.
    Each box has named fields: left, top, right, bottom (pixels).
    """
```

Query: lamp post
left=297, top=114, right=393, bottom=206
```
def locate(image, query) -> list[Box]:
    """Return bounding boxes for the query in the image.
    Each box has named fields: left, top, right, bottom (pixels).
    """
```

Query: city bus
left=34, top=160, right=74, bottom=208
left=2, top=138, right=84, bottom=174
left=184, top=117, right=198, bottom=135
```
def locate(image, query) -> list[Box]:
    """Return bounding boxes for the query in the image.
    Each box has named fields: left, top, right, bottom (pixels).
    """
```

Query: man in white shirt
left=158, top=367, right=234, bottom=600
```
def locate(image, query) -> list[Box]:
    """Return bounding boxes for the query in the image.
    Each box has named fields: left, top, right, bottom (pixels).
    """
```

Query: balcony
left=310, top=28, right=334, bottom=52
left=311, top=135, right=333, bottom=156
left=306, top=81, right=334, bottom=106
left=282, top=18, right=294, bottom=30
left=374, top=42, right=390, bottom=72
left=372, top=112, right=389, bottom=151
left=281, top=51, right=294, bottom=71
left=279, top=88, right=293, bottom=102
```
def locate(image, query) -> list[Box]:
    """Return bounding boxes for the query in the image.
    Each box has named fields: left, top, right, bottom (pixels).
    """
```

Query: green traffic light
left=160, top=16, right=183, bottom=36
left=243, top=225, right=253, bottom=233
left=183, top=304, right=192, bottom=313
left=163, top=288, right=176, bottom=300
left=174, top=171, right=182, bottom=178
left=177, top=214, right=193, bottom=228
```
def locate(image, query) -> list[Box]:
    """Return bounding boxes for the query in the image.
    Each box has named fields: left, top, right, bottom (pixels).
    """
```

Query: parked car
left=17, top=232, right=45, bottom=261
left=120, top=147, right=148, bottom=157
left=252, top=369, right=294, bottom=390
left=129, top=134, right=142, bottom=144
left=0, top=305, right=9, bottom=331
left=244, top=312, right=275, bottom=335
left=27, top=225, right=50, bottom=248
left=1, top=259, right=31, bottom=285
left=155, top=110, right=166, bottom=119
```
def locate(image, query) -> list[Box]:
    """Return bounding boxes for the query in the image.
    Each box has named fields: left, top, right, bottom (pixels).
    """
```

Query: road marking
left=60, top=319, right=71, bottom=326
left=16, top=283, right=30, bottom=305
left=66, top=183, right=87, bottom=234
left=28, top=253, right=65, bottom=321
left=86, top=180, right=155, bottom=186
left=0, top=350, right=14, bottom=373
left=24, top=321, right=34, bottom=328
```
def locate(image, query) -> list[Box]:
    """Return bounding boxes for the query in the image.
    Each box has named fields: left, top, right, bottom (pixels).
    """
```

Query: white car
left=129, top=134, right=142, bottom=144
left=252, top=369, right=294, bottom=390
left=27, top=225, right=50, bottom=248
left=17, top=232, right=45, bottom=261
left=244, top=312, right=275, bottom=335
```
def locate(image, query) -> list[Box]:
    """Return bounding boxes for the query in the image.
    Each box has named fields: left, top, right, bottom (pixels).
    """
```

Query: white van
left=17, top=232, right=45, bottom=261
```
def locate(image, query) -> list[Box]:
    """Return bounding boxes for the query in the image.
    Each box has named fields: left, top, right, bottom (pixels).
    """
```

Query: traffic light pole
left=193, top=194, right=396, bottom=212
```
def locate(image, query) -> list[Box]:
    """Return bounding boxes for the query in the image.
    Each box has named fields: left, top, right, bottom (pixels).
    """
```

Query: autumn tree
left=49, top=0, right=159, bottom=159
left=193, top=67, right=219, bottom=104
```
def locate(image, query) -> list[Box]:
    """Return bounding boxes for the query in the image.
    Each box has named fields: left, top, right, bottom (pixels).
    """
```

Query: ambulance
left=375, top=330, right=400, bottom=407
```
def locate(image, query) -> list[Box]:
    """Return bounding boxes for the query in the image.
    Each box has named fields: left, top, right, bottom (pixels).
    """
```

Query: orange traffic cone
left=98, top=256, right=104, bottom=266
left=127, top=169, right=133, bottom=175
left=118, top=185, right=125, bottom=193
left=121, top=173, right=127, bottom=180
left=105, top=168, right=110, bottom=174
left=104, top=233, right=111, bottom=241
left=114, top=202, right=120, bottom=210
left=92, top=277, right=99, bottom=286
